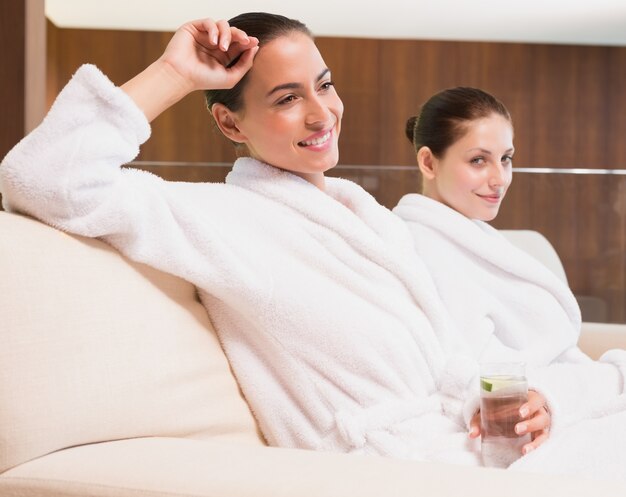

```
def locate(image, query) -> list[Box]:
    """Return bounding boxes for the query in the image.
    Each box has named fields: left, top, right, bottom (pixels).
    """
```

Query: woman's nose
left=305, top=96, right=331, bottom=127
left=488, top=164, right=506, bottom=188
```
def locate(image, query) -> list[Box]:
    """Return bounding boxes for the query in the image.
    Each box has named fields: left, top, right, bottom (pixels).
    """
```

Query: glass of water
left=479, top=362, right=531, bottom=468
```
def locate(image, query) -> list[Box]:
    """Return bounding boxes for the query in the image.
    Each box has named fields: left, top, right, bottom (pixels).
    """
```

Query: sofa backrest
left=499, top=229, right=568, bottom=284
left=0, top=212, right=264, bottom=474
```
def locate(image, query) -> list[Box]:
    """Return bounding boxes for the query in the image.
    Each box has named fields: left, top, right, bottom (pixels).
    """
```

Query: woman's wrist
left=121, top=59, right=194, bottom=123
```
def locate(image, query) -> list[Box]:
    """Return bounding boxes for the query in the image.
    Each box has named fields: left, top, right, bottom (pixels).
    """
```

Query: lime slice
left=480, top=376, right=523, bottom=392
left=480, top=378, right=494, bottom=392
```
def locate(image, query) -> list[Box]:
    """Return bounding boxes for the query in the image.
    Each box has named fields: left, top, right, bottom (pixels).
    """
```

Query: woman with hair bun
left=0, top=13, right=487, bottom=467
left=394, top=87, right=626, bottom=475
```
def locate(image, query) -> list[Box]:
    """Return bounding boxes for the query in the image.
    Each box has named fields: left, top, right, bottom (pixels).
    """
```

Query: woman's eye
left=278, top=95, right=297, bottom=105
left=502, top=155, right=514, bottom=165
left=320, top=81, right=335, bottom=92
left=470, top=157, right=485, bottom=165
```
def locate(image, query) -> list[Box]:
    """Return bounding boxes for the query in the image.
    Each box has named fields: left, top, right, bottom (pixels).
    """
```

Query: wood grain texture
left=0, top=0, right=26, bottom=160
left=24, top=0, right=46, bottom=133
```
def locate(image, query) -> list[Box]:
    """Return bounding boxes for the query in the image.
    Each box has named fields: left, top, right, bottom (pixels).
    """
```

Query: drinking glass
left=480, top=362, right=531, bottom=468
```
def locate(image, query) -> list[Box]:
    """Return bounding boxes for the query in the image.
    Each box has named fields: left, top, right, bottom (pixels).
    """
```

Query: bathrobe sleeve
left=0, top=64, right=152, bottom=236
left=528, top=345, right=626, bottom=430
left=0, top=64, right=266, bottom=299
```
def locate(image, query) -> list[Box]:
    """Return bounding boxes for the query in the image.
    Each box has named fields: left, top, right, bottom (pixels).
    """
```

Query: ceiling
left=46, top=0, right=626, bottom=46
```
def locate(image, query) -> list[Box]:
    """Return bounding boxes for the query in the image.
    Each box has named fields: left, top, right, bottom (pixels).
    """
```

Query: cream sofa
left=500, top=229, right=611, bottom=325
left=1, top=211, right=626, bottom=497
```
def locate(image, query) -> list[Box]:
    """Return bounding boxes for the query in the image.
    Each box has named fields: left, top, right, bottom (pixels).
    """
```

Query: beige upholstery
left=501, top=229, right=612, bottom=323
left=500, top=230, right=568, bottom=283
left=0, top=212, right=262, bottom=474
left=580, top=321, right=626, bottom=360
left=1, top=437, right=624, bottom=497
left=1, top=211, right=625, bottom=496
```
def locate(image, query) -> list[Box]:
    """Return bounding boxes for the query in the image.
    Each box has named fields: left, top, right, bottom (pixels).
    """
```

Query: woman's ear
left=417, top=146, right=438, bottom=180
left=211, top=103, right=247, bottom=144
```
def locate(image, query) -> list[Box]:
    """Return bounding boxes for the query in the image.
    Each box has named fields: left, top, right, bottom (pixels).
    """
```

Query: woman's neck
left=293, top=172, right=326, bottom=191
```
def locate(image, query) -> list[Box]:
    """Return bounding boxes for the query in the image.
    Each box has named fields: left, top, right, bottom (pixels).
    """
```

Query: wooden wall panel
left=607, top=48, right=626, bottom=168
left=316, top=38, right=381, bottom=166
left=491, top=174, right=626, bottom=322
left=0, top=0, right=45, bottom=209
left=46, top=23, right=237, bottom=167
left=24, top=0, right=46, bottom=133
left=1, top=1, right=27, bottom=160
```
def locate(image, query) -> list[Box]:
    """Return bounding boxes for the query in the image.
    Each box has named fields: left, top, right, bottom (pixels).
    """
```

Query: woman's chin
left=480, top=209, right=500, bottom=222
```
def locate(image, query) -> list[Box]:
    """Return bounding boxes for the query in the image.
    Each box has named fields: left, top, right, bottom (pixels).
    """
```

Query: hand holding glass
left=480, top=362, right=531, bottom=468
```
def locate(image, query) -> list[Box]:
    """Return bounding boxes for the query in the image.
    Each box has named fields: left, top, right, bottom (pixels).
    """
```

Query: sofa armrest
left=579, top=322, right=626, bottom=360
left=2, top=437, right=625, bottom=497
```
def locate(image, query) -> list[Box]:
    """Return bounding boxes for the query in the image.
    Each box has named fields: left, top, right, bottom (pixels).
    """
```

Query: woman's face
left=424, top=114, right=514, bottom=221
left=232, top=32, right=343, bottom=185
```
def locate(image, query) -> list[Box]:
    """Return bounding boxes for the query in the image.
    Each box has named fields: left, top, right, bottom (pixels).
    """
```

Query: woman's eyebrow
left=466, top=148, right=493, bottom=155
left=266, top=68, right=330, bottom=97
left=466, top=147, right=515, bottom=155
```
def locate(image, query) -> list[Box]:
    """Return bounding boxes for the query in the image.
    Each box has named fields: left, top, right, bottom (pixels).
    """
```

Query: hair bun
left=405, top=116, right=418, bottom=143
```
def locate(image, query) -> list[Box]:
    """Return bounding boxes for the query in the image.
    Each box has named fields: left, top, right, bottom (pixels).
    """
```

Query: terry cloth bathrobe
left=0, top=65, right=483, bottom=466
left=394, top=193, right=626, bottom=479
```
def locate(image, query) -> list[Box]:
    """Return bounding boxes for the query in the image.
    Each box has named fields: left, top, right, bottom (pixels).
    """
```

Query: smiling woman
left=205, top=13, right=343, bottom=190
left=393, top=87, right=626, bottom=467
left=0, top=11, right=490, bottom=466
left=403, top=87, right=514, bottom=221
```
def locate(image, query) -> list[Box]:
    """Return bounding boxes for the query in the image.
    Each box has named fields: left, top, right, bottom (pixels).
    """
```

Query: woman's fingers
left=468, top=392, right=551, bottom=457
left=230, top=27, right=252, bottom=46
left=187, top=18, right=249, bottom=52
left=519, top=391, right=550, bottom=423
left=232, top=43, right=259, bottom=70
left=522, top=428, right=550, bottom=454
left=189, top=19, right=258, bottom=68
left=224, top=37, right=259, bottom=68
left=184, top=18, right=219, bottom=47
left=521, top=390, right=548, bottom=416
left=468, top=411, right=481, bottom=439
left=216, top=19, right=232, bottom=51
left=516, top=391, right=551, bottom=452
left=155, top=17, right=259, bottom=94
left=202, top=18, right=219, bottom=46
left=221, top=44, right=259, bottom=86
left=515, top=405, right=550, bottom=436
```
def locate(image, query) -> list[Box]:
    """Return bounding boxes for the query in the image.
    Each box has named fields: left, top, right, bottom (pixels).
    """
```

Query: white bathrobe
left=0, top=65, right=482, bottom=465
left=394, top=193, right=626, bottom=477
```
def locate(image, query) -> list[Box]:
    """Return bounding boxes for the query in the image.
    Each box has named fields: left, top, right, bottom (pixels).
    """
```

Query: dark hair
left=204, top=12, right=312, bottom=113
left=405, top=87, right=512, bottom=157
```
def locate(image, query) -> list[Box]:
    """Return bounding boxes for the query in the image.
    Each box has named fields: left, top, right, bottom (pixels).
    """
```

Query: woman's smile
left=298, top=127, right=334, bottom=150
left=476, top=192, right=503, bottom=204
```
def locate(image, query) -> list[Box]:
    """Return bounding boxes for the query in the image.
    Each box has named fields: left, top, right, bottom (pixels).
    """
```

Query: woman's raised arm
left=122, top=18, right=259, bottom=122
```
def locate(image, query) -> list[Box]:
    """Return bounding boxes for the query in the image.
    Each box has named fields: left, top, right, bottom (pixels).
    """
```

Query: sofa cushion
left=2, top=437, right=625, bottom=497
left=579, top=322, right=626, bottom=360
left=499, top=230, right=568, bottom=283
left=0, top=212, right=263, bottom=474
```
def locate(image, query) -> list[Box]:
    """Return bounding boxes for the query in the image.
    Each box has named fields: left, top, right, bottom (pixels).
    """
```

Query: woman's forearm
left=121, top=59, right=194, bottom=123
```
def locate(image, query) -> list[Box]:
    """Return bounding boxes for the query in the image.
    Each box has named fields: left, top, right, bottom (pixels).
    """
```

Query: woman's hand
left=159, top=18, right=259, bottom=92
left=469, top=390, right=551, bottom=455
left=122, top=18, right=259, bottom=122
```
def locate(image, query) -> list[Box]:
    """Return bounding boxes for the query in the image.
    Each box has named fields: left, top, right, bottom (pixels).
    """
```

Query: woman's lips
left=477, top=193, right=502, bottom=204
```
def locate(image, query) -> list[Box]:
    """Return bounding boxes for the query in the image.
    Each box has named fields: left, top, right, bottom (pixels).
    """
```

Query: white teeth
left=300, top=131, right=331, bottom=147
